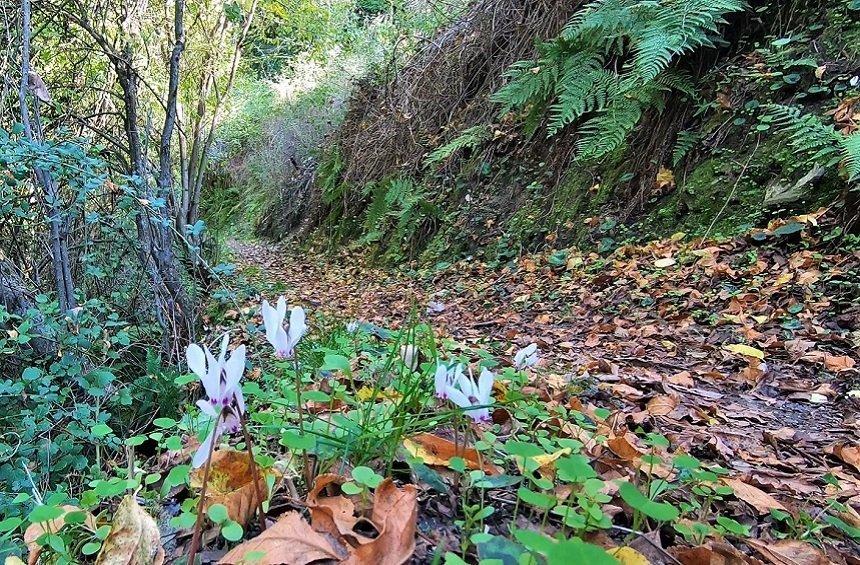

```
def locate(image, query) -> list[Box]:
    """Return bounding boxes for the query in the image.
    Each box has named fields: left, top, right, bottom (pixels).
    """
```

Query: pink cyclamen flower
left=513, top=343, right=539, bottom=370
left=444, top=367, right=495, bottom=423
left=261, top=297, right=307, bottom=359
left=186, top=334, right=246, bottom=468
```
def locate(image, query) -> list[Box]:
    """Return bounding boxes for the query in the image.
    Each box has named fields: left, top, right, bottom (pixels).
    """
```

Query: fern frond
left=424, top=126, right=491, bottom=166
left=490, top=58, right=558, bottom=114
left=575, top=101, right=643, bottom=161
left=841, top=132, right=860, bottom=181
left=764, top=104, right=842, bottom=161
left=672, top=130, right=699, bottom=166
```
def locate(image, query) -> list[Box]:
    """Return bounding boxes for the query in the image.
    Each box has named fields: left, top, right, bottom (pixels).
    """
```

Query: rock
left=763, top=166, right=826, bottom=206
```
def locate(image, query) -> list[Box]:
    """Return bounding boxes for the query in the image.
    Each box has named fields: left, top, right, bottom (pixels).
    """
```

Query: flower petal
left=186, top=344, right=207, bottom=378
left=276, top=296, right=287, bottom=321
left=192, top=421, right=219, bottom=468
left=195, top=399, right=218, bottom=418
left=222, top=344, right=246, bottom=397
left=288, top=306, right=307, bottom=346
left=478, top=368, right=495, bottom=404
left=445, top=385, right=472, bottom=410
left=434, top=363, right=448, bottom=396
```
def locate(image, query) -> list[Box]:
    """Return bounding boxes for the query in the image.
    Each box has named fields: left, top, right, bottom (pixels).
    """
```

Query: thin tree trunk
left=186, top=0, right=258, bottom=232
left=19, top=0, right=76, bottom=312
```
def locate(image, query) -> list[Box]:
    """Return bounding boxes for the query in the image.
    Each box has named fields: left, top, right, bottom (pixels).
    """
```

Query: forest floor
left=225, top=209, right=860, bottom=563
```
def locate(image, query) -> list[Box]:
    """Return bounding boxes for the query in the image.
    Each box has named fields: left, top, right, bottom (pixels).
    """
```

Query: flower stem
left=239, top=411, right=267, bottom=533
left=293, top=356, right=312, bottom=487
left=188, top=410, right=223, bottom=565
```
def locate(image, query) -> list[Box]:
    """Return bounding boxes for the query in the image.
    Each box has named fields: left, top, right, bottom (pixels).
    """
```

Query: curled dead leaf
left=27, top=71, right=51, bottom=103
left=343, top=479, right=417, bottom=565
left=96, top=496, right=164, bottom=565
left=402, top=433, right=501, bottom=475
left=305, top=475, right=418, bottom=565
left=827, top=443, right=860, bottom=472
left=189, top=449, right=276, bottom=526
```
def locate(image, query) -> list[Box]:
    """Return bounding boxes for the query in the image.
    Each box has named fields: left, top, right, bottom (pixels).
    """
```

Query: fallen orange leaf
left=721, top=478, right=786, bottom=515
left=219, top=511, right=342, bottom=564
left=402, top=433, right=501, bottom=474
left=189, top=449, right=276, bottom=527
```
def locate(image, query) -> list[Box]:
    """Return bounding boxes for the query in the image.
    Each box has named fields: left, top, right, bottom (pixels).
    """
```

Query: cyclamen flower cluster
left=186, top=296, right=307, bottom=467
left=434, top=363, right=494, bottom=423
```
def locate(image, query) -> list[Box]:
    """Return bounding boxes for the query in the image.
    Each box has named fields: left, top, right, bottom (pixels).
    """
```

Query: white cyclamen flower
left=444, top=367, right=495, bottom=423
left=513, top=343, right=539, bottom=370
left=186, top=334, right=247, bottom=468
left=434, top=363, right=465, bottom=399
left=346, top=320, right=360, bottom=333
left=261, top=296, right=307, bottom=359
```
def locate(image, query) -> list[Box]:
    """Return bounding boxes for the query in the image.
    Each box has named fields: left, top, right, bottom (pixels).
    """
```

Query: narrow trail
left=230, top=223, right=860, bottom=509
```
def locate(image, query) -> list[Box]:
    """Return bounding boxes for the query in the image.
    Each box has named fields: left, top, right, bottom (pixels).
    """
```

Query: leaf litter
left=213, top=214, right=860, bottom=562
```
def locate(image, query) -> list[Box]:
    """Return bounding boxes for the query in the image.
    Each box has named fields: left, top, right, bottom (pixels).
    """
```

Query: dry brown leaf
left=218, top=511, right=342, bottom=564
left=646, top=394, right=679, bottom=416
left=343, top=479, right=417, bottom=565
left=307, top=474, right=373, bottom=546
left=721, top=478, right=786, bottom=515
left=607, top=434, right=644, bottom=461
left=189, top=449, right=275, bottom=526
left=746, top=539, right=829, bottom=565
left=671, top=542, right=758, bottom=565
left=402, top=433, right=501, bottom=474
left=305, top=475, right=417, bottom=564
left=828, top=444, right=860, bottom=472
left=25, top=505, right=96, bottom=565
left=96, top=496, right=164, bottom=565
left=27, top=72, right=51, bottom=103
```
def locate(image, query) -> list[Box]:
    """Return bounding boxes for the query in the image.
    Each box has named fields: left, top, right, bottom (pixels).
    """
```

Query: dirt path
left=230, top=229, right=860, bottom=517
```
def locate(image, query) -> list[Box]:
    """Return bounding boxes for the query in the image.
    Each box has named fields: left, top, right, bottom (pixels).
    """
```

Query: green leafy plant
left=491, top=0, right=746, bottom=160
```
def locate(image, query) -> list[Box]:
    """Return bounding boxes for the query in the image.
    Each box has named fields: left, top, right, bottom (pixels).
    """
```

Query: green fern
left=763, top=104, right=842, bottom=165
left=763, top=104, right=860, bottom=180
left=672, top=130, right=699, bottom=166
left=493, top=0, right=746, bottom=162
left=424, top=125, right=491, bottom=166
left=841, top=132, right=860, bottom=181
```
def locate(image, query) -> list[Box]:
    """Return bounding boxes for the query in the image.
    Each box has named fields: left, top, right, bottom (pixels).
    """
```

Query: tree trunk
left=115, top=0, right=193, bottom=359
left=19, top=0, right=77, bottom=312
left=0, top=259, right=56, bottom=358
